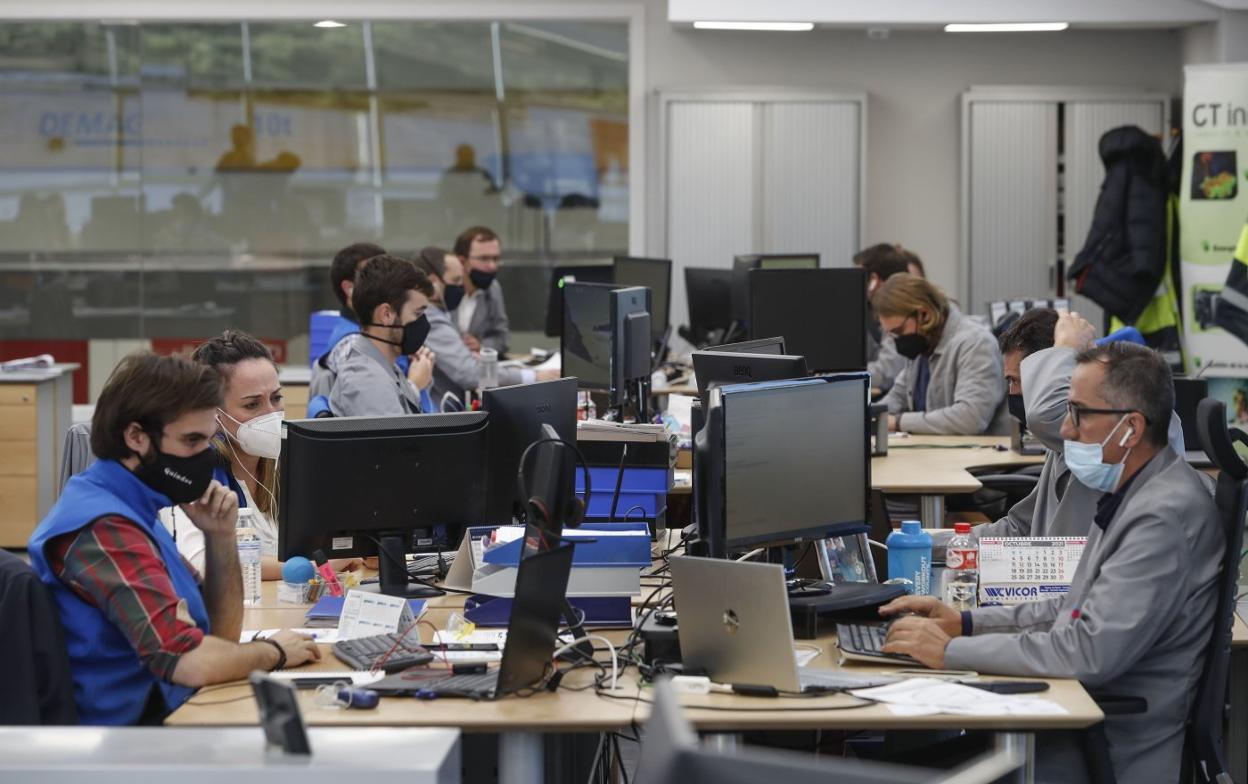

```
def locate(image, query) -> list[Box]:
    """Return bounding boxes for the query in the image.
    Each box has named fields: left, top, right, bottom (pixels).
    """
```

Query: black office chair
left=0, top=549, right=77, bottom=724
left=1081, top=398, right=1245, bottom=783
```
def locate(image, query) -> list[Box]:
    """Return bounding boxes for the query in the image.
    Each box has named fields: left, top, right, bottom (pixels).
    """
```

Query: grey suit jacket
left=463, top=281, right=511, bottom=354
left=882, top=304, right=1009, bottom=435
left=427, top=305, right=525, bottom=404
left=868, top=335, right=907, bottom=394
left=324, top=333, right=423, bottom=417
left=947, top=448, right=1223, bottom=784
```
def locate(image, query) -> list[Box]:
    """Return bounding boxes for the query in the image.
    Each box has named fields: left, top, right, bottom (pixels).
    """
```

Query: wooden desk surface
left=166, top=586, right=639, bottom=732
left=871, top=435, right=1044, bottom=494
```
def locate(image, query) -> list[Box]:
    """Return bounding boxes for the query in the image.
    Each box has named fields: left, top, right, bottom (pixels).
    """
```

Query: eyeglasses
left=887, top=311, right=919, bottom=339
left=1065, top=401, right=1150, bottom=428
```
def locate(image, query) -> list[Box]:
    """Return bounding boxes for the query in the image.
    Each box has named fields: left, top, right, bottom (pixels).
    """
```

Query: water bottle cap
left=954, top=522, right=972, bottom=534
left=900, top=520, right=922, bottom=535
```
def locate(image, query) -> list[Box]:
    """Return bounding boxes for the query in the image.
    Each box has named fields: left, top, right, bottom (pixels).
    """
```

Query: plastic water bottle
left=236, top=509, right=262, bottom=608
left=944, top=522, right=979, bottom=611
left=479, top=348, right=499, bottom=390
left=887, top=520, right=933, bottom=595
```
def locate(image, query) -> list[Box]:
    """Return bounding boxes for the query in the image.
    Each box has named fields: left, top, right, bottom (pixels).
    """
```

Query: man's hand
left=879, top=594, right=963, bottom=638
left=1054, top=310, right=1096, bottom=351
left=882, top=617, right=952, bottom=669
left=462, top=333, right=482, bottom=353
left=179, top=480, right=238, bottom=539
left=407, top=347, right=436, bottom=391
left=536, top=368, right=560, bottom=383
left=266, top=629, right=322, bottom=669
left=327, top=558, right=365, bottom=573
left=887, top=414, right=899, bottom=433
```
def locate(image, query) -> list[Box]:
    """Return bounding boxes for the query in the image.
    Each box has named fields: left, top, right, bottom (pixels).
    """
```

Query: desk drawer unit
left=0, top=372, right=74, bottom=548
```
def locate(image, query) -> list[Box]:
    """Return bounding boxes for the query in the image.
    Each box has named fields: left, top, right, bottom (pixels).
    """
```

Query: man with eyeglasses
left=454, top=225, right=511, bottom=355
left=973, top=309, right=1187, bottom=541
left=880, top=341, right=1223, bottom=784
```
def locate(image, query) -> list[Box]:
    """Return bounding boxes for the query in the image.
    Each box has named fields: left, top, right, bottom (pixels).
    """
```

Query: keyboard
left=407, top=551, right=457, bottom=576
left=836, top=622, right=919, bottom=664
left=333, top=632, right=435, bottom=673
left=417, top=670, right=499, bottom=697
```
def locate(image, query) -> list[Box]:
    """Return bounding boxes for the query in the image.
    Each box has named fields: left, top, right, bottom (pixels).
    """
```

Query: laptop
left=1173, top=378, right=1211, bottom=466
left=669, top=556, right=897, bottom=693
left=372, top=543, right=574, bottom=699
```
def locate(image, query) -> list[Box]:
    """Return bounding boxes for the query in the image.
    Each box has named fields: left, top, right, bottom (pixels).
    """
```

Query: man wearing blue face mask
left=880, top=342, right=1223, bottom=783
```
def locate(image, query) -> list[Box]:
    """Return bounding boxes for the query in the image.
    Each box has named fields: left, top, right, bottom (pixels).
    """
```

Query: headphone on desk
left=515, top=436, right=593, bottom=529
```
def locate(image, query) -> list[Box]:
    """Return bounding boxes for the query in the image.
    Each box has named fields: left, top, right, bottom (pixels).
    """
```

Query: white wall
left=641, top=8, right=1182, bottom=295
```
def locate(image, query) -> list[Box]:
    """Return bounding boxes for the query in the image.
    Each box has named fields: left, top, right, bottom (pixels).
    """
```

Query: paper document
left=430, top=629, right=508, bottom=663
left=850, top=678, right=1068, bottom=717
left=268, top=670, right=385, bottom=686
left=241, top=628, right=341, bottom=644
left=336, top=589, right=419, bottom=641
left=794, top=647, right=820, bottom=667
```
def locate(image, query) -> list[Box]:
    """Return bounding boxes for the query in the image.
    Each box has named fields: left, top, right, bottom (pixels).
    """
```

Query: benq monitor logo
left=732, top=365, right=752, bottom=378
left=534, top=404, right=551, bottom=414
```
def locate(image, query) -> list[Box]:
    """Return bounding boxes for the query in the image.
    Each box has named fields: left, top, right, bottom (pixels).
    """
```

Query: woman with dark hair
left=160, top=330, right=363, bottom=579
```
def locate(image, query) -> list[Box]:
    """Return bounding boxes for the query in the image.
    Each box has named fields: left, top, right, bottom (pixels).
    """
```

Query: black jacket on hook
left=1067, top=125, right=1169, bottom=325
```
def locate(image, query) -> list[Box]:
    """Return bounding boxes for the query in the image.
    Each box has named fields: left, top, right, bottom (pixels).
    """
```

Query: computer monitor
left=731, top=253, right=820, bottom=323
left=544, top=263, right=614, bottom=337
left=749, top=267, right=867, bottom=373
left=690, top=350, right=808, bottom=410
left=1173, top=377, right=1208, bottom=451
left=613, top=256, right=671, bottom=343
left=278, top=412, right=490, bottom=597
left=684, top=267, right=734, bottom=346
left=561, top=281, right=652, bottom=408
left=694, top=375, right=870, bottom=558
left=706, top=336, right=786, bottom=355
left=481, top=378, right=579, bottom=525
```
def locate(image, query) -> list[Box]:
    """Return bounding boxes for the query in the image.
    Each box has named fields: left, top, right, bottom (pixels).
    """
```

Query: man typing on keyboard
left=877, top=343, right=1221, bottom=784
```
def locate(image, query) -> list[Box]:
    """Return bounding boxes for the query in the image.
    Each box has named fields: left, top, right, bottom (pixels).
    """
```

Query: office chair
left=1081, top=398, right=1245, bottom=784
left=58, top=422, right=95, bottom=491
left=0, top=549, right=77, bottom=724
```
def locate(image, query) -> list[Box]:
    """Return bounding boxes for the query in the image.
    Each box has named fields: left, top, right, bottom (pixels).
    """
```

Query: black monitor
left=561, top=281, right=651, bottom=408
left=695, top=375, right=869, bottom=558
left=749, top=267, right=866, bottom=373
left=544, top=264, right=614, bottom=337
left=706, top=336, right=786, bottom=355
left=684, top=267, right=735, bottom=346
left=613, top=256, right=671, bottom=343
left=1173, top=377, right=1208, bottom=450
left=278, top=412, right=490, bottom=597
left=481, top=378, right=579, bottom=525
left=731, top=253, right=820, bottom=323
left=690, top=350, right=808, bottom=410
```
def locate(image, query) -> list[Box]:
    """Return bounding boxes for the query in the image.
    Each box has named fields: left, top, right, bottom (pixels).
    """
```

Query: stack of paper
left=850, top=678, right=1069, bottom=717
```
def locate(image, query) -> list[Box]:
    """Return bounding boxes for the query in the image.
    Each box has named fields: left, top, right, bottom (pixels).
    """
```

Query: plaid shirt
left=47, top=515, right=205, bottom=682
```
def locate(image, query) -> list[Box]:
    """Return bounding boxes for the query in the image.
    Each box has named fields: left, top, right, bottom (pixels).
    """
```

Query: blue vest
left=28, top=459, right=212, bottom=725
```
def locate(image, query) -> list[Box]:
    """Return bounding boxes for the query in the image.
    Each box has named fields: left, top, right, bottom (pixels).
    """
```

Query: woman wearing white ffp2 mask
left=158, top=331, right=364, bottom=580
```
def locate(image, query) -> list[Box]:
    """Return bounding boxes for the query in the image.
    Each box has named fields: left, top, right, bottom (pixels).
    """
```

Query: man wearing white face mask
left=160, top=332, right=363, bottom=579
left=879, top=342, right=1223, bottom=784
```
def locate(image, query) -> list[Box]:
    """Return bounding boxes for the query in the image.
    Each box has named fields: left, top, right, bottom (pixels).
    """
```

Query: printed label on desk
left=978, top=536, right=1086, bottom=606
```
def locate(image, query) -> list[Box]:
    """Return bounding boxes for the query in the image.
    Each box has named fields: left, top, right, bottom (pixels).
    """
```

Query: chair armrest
left=974, top=474, right=1040, bottom=491
left=1088, top=693, right=1148, bottom=716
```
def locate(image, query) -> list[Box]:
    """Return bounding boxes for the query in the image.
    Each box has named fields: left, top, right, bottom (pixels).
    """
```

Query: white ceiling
left=668, top=0, right=1227, bottom=28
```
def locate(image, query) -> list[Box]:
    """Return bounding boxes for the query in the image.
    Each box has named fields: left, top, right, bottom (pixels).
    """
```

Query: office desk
left=167, top=583, right=639, bottom=784
left=672, top=436, right=1045, bottom=524
left=873, top=436, right=1045, bottom=527
left=0, top=363, right=77, bottom=547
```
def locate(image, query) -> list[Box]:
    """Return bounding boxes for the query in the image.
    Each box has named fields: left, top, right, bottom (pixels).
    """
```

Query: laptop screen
left=497, top=543, right=575, bottom=695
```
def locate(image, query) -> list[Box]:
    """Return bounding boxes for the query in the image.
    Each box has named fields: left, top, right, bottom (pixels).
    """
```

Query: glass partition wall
left=0, top=20, right=629, bottom=399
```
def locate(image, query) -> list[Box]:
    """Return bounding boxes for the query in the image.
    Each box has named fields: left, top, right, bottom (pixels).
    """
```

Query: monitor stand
left=376, top=532, right=443, bottom=599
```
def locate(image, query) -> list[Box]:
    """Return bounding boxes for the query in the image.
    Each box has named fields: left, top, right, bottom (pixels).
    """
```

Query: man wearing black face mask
left=27, top=352, right=321, bottom=725
left=414, top=247, right=557, bottom=407
left=324, top=254, right=438, bottom=417
left=454, top=225, right=511, bottom=355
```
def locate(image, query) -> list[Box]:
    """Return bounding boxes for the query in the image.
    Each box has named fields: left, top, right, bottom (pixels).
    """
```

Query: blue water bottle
left=887, top=520, right=933, bottom=595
